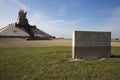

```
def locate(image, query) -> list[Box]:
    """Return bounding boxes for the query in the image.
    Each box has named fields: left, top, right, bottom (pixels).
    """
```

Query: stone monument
left=72, top=31, right=111, bottom=59
left=0, top=9, right=55, bottom=40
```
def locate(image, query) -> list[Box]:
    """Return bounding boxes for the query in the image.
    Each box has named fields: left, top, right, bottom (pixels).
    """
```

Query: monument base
left=73, top=46, right=111, bottom=59
left=26, top=37, right=52, bottom=40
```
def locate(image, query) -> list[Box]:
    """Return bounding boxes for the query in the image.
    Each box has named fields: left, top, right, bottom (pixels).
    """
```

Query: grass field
left=0, top=46, right=120, bottom=80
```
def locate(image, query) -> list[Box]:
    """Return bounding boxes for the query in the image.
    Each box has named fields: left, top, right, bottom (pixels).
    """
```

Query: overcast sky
left=0, top=0, right=120, bottom=38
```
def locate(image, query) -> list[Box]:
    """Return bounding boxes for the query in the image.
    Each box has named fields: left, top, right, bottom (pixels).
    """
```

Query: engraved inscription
left=74, top=31, right=111, bottom=46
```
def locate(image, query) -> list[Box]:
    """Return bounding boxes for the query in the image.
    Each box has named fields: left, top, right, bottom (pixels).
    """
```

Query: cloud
left=31, top=18, right=87, bottom=38
left=0, top=0, right=28, bottom=10
left=101, top=6, right=120, bottom=38
left=0, top=0, right=4, bottom=10
left=11, top=0, right=28, bottom=10
left=1, top=0, right=119, bottom=39
left=49, top=20, right=65, bottom=23
left=29, top=13, right=42, bottom=21
left=25, top=9, right=87, bottom=38
left=58, top=6, right=66, bottom=16
left=0, top=0, right=29, bottom=28
left=28, top=11, right=50, bottom=25
left=87, top=6, right=120, bottom=38
left=47, top=6, right=120, bottom=38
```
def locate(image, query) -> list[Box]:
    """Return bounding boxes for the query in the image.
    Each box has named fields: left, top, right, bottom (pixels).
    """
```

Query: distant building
left=0, top=9, right=55, bottom=40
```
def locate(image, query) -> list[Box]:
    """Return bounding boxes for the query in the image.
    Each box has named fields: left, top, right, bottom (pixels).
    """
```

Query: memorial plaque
left=72, top=31, right=111, bottom=59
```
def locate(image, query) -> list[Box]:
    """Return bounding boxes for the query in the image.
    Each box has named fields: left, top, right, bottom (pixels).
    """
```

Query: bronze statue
left=17, top=9, right=29, bottom=26
left=18, top=9, right=27, bottom=19
left=16, top=9, right=34, bottom=37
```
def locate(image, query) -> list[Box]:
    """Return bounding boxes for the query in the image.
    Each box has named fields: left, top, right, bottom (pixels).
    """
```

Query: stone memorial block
left=72, top=31, right=111, bottom=59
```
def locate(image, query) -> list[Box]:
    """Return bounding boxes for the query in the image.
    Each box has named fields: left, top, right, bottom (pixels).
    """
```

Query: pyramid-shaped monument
left=0, top=10, right=55, bottom=40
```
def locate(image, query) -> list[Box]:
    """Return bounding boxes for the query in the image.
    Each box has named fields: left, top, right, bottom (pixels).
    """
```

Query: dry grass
left=0, top=38, right=71, bottom=48
left=111, top=41, right=120, bottom=47
left=0, top=38, right=120, bottom=48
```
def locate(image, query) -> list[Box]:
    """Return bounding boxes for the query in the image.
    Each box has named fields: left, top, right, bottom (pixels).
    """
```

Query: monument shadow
left=110, top=55, right=120, bottom=58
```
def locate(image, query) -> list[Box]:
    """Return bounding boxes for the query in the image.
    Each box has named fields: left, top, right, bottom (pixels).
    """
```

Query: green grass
left=0, top=47, right=120, bottom=80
